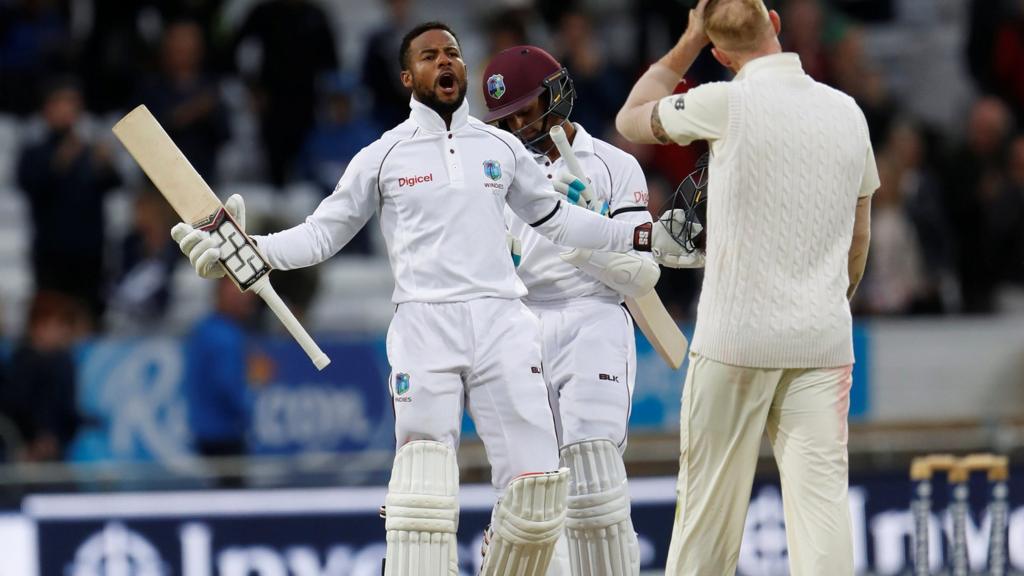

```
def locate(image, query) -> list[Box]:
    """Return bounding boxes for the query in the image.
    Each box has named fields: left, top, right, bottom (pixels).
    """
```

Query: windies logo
left=394, top=373, right=410, bottom=396
left=487, top=74, right=506, bottom=99
left=483, top=160, right=502, bottom=181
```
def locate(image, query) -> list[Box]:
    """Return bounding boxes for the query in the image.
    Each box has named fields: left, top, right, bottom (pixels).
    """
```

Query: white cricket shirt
left=656, top=53, right=880, bottom=368
left=506, top=123, right=654, bottom=303
left=253, top=98, right=639, bottom=304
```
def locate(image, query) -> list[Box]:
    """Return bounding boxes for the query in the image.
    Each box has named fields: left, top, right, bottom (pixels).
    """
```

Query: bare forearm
left=847, top=237, right=869, bottom=300
left=616, top=35, right=707, bottom=143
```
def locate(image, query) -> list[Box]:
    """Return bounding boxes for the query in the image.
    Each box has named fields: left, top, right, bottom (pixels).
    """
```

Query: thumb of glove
left=224, top=194, right=246, bottom=232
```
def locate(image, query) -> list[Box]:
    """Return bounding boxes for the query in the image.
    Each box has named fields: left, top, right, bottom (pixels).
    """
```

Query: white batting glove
left=170, top=194, right=247, bottom=279
left=652, top=209, right=705, bottom=268
left=506, top=232, right=522, bottom=268
left=552, top=170, right=609, bottom=216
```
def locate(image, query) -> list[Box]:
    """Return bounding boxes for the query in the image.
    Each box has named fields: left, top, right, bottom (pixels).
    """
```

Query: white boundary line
left=24, top=477, right=678, bottom=520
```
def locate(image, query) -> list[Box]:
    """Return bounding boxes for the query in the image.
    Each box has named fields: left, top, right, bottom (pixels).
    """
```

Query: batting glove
left=170, top=194, right=247, bottom=279
left=552, top=170, right=609, bottom=216
left=506, top=232, right=522, bottom=268
left=652, top=209, right=705, bottom=268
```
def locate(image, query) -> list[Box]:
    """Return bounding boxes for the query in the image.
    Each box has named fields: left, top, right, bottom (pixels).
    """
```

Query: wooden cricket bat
left=113, top=105, right=330, bottom=370
left=550, top=125, right=688, bottom=369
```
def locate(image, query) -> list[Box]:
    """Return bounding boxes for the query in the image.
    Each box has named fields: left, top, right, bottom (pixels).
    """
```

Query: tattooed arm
left=615, top=0, right=711, bottom=144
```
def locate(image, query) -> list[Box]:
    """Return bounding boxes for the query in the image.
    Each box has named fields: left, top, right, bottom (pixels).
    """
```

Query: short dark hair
left=399, top=21, right=460, bottom=70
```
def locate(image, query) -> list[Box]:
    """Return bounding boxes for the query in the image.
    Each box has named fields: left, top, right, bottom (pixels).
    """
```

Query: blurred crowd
left=0, top=0, right=1022, bottom=462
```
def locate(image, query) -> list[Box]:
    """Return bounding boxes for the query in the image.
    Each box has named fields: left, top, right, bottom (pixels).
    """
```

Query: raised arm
left=252, top=147, right=380, bottom=270
left=615, top=0, right=711, bottom=144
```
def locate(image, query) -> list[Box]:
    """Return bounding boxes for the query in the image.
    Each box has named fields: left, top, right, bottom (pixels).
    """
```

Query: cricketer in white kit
left=170, top=22, right=688, bottom=576
left=481, top=46, right=665, bottom=576
left=616, top=1, right=878, bottom=574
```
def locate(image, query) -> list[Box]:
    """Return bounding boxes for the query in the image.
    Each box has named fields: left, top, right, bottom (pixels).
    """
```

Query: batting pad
left=383, top=441, right=460, bottom=576
left=480, top=468, right=570, bottom=576
left=560, top=439, right=640, bottom=576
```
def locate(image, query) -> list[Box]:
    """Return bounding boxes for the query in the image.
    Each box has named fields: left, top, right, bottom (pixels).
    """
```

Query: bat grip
left=549, top=125, right=592, bottom=197
left=251, top=276, right=331, bottom=370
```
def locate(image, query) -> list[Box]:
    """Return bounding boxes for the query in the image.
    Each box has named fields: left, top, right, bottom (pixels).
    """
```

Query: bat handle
left=550, top=124, right=588, bottom=182
left=251, top=276, right=331, bottom=370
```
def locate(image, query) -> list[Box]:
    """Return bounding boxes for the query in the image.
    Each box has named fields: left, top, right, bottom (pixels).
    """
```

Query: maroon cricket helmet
left=481, top=45, right=575, bottom=125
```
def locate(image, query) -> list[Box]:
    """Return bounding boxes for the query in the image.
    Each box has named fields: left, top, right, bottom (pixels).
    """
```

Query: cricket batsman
left=170, top=22, right=688, bottom=576
left=481, top=46, right=700, bottom=576
left=615, top=0, right=878, bottom=573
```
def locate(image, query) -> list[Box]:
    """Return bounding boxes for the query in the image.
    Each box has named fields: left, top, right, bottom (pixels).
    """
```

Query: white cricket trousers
left=666, top=353, right=854, bottom=576
left=529, top=297, right=635, bottom=449
left=387, top=297, right=560, bottom=491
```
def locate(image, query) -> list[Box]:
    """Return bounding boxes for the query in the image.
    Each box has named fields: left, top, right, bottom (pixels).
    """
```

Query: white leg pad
left=480, top=468, right=570, bottom=576
left=383, top=441, right=460, bottom=576
left=560, top=439, right=640, bottom=576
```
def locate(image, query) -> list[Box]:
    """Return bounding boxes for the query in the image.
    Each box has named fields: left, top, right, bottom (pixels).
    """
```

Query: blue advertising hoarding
left=22, top=470, right=1022, bottom=576
left=67, top=325, right=870, bottom=463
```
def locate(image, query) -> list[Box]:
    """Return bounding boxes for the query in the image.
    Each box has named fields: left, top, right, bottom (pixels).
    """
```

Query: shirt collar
left=734, top=52, right=804, bottom=81
left=568, top=122, right=594, bottom=155
left=409, top=96, right=470, bottom=132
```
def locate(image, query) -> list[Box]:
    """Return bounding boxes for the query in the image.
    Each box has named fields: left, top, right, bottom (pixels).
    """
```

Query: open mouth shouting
left=437, top=70, right=458, bottom=98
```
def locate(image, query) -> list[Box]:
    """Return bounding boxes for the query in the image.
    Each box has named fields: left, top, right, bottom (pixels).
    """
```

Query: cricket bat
left=550, top=124, right=688, bottom=369
left=113, top=105, right=331, bottom=370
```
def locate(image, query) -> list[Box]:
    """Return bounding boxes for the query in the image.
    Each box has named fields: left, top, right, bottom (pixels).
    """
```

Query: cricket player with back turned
left=615, top=0, right=878, bottom=573
left=170, top=21, right=688, bottom=576
left=481, top=45, right=702, bottom=576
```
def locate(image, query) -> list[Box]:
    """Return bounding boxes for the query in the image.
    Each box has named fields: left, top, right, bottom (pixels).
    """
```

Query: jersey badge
left=394, top=372, right=411, bottom=396
left=483, top=160, right=502, bottom=181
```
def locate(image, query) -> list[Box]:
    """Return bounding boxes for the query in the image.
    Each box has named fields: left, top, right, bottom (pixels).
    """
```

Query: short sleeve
left=656, top=82, right=730, bottom=145
left=859, top=139, right=880, bottom=198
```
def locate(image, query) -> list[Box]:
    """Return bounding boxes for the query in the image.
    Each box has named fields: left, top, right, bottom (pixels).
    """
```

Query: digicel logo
left=398, top=174, right=433, bottom=187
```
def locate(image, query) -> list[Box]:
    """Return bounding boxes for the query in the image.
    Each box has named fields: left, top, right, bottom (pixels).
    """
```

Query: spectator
left=993, top=0, right=1024, bottom=119
left=829, top=28, right=895, bottom=147
left=0, top=291, right=82, bottom=461
left=232, top=0, right=339, bottom=186
left=485, top=8, right=529, bottom=57
left=297, top=72, right=379, bottom=195
left=0, top=0, right=70, bottom=115
left=138, top=19, right=229, bottom=181
left=106, top=188, right=181, bottom=332
left=17, top=79, right=120, bottom=326
left=858, top=156, right=927, bottom=315
left=966, top=0, right=1002, bottom=95
left=295, top=73, right=379, bottom=255
left=552, top=10, right=625, bottom=138
left=183, top=277, right=259, bottom=463
left=361, top=0, right=413, bottom=129
left=781, top=0, right=832, bottom=84
left=943, top=97, right=1013, bottom=313
left=884, top=121, right=952, bottom=313
left=993, top=135, right=1024, bottom=287
left=75, top=2, right=161, bottom=113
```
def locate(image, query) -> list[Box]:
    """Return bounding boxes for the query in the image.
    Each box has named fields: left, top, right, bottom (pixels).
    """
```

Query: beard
left=414, top=75, right=468, bottom=117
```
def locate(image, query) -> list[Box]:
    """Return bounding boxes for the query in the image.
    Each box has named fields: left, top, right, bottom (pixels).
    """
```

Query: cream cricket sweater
left=657, top=53, right=879, bottom=368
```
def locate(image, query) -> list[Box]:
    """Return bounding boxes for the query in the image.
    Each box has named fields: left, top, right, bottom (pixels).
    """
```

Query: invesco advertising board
left=19, top=472, right=1024, bottom=575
